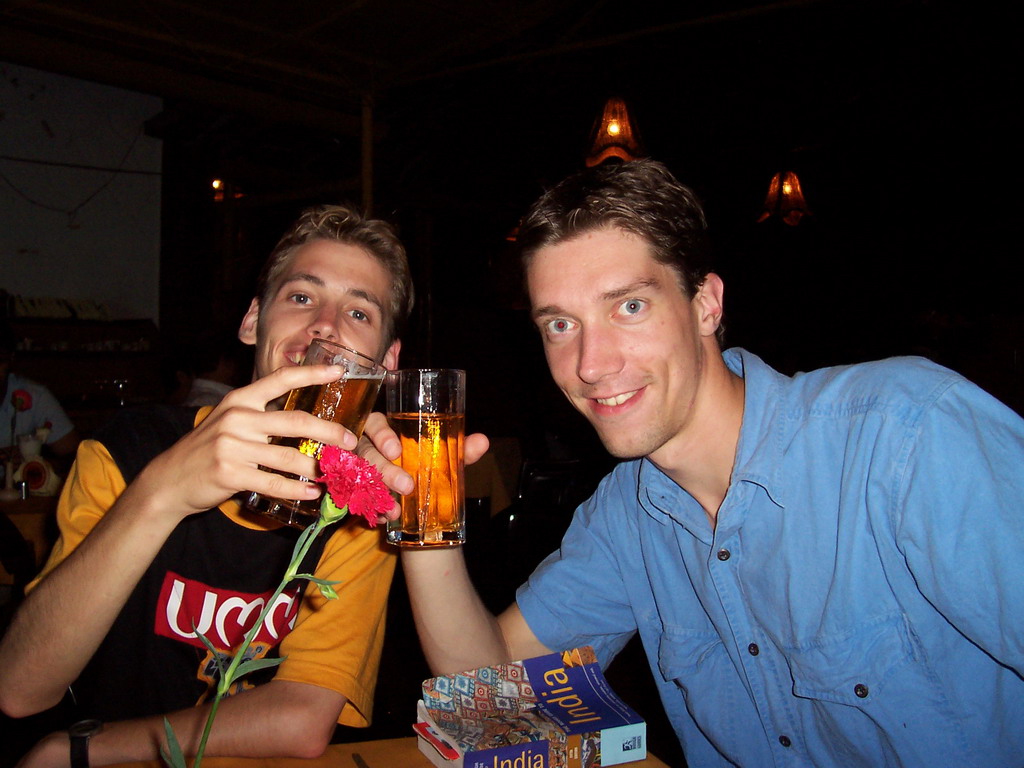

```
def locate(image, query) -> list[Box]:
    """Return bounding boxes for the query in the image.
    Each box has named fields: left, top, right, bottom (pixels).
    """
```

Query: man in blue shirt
left=395, top=160, right=1024, bottom=766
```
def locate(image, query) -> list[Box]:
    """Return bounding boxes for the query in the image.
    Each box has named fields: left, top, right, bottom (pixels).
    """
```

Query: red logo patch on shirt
left=154, top=570, right=300, bottom=652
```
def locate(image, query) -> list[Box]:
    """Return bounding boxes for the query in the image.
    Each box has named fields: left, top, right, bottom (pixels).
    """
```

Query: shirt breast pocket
left=783, top=613, right=969, bottom=764
left=786, top=613, right=914, bottom=704
left=657, top=624, right=760, bottom=756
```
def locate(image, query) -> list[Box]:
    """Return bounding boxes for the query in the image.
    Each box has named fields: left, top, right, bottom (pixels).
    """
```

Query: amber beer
left=388, top=412, right=465, bottom=546
left=279, top=375, right=381, bottom=459
left=245, top=340, right=384, bottom=528
left=385, top=369, right=466, bottom=547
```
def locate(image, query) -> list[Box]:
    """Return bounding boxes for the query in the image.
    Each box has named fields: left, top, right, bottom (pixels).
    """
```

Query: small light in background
left=757, top=170, right=811, bottom=226
left=585, top=97, right=645, bottom=167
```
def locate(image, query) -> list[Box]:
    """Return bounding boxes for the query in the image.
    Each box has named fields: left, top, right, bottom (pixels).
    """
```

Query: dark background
left=1, top=1, right=1017, bottom=764
left=4, top=0, right=1016, bottom=420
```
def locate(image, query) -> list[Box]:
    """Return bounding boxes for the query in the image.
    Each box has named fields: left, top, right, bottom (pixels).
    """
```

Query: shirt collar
left=724, top=348, right=788, bottom=509
left=636, top=348, right=788, bottom=534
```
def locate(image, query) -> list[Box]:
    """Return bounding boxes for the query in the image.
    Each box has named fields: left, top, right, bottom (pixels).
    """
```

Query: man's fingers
left=465, top=433, right=490, bottom=466
left=362, top=412, right=401, bottom=460
left=220, top=364, right=349, bottom=410
left=250, top=409, right=358, bottom=451
left=378, top=460, right=414, bottom=496
left=356, top=430, right=415, bottom=496
left=248, top=440, right=321, bottom=478
left=380, top=500, right=402, bottom=522
left=236, top=465, right=323, bottom=503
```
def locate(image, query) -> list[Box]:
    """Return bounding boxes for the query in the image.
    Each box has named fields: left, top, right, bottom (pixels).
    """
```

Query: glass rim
left=306, top=337, right=383, bottom=367
left=385, top=367, right=466, bottom=376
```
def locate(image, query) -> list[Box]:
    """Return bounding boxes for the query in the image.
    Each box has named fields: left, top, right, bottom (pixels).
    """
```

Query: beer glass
left=385, top=369, right=466, bottom=547
left=246, top=339, right=385, bottom=528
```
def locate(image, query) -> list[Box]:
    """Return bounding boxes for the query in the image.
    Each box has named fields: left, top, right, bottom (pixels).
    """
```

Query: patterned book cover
left=419, top=646, right=646, bottom=768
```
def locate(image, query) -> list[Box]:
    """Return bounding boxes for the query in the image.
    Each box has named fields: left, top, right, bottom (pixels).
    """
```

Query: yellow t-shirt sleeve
left=27, top=438, right=126, bottom=591
left=275, top=522, right=396, bottom=728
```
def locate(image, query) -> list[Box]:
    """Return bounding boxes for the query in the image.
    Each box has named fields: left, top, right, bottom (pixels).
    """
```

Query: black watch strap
left=69, top=719, right=103, bottom=768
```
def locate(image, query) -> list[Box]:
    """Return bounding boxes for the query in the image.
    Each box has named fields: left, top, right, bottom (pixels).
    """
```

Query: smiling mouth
left=594, top=389, right=639, bottom=407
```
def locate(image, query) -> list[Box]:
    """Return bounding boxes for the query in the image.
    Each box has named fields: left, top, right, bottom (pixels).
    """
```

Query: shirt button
left=747, top=643, right=760, bottom=656
left=854, top=683, right=869, bottom=698
left=716, top=548, right=731, bottom=561
left=779, top=735, right=792, bottom=748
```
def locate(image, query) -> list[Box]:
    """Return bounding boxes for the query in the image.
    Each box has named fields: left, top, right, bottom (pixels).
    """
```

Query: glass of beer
left=385, top=369, right=466, bottom=547
left=246, top=339, right=385, bottom=528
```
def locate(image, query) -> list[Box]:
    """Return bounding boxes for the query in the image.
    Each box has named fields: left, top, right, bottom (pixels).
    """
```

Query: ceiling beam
left=0, top=26, right=363, bottom=136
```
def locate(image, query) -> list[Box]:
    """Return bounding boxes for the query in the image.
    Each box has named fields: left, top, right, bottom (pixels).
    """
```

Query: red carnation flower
left=317, top=445, right=392, bottom=526
left=11, top=389, right=32, bottom=412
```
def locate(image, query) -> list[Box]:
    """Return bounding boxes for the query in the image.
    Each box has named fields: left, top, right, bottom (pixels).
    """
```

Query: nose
left=307, top=307, right=340, bottom=342
left=576, top=326, right=624, bottom=385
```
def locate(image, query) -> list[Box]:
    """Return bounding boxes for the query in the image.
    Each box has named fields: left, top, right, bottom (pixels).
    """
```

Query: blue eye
left=289, top=293, right=312, bottom=305
left=621, top=299, right=645, bottom=315
left=545, top=318, right=574, bottom=335
left=350, top=309, right=369, bottom=322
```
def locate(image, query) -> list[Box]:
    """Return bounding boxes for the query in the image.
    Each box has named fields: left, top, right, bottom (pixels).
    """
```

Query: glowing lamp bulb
left=607, top=120, right=621, bottom=136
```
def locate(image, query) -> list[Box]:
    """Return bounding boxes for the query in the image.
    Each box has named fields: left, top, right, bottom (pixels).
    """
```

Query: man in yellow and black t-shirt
left=0, top=206, right=415, bottom=766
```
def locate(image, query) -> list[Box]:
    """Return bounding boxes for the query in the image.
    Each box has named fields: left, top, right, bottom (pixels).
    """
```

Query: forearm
left=0, top=481, right=178, bottom=717
left=19, top=681, right=345, bottom=767
left=402, top=548, right=528, bottom=675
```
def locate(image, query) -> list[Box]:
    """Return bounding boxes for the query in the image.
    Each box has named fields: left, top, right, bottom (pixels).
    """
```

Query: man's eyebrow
left=600, top=277, right=661, bottom=302
left=280, top=272, right=325, bottom=288
left=349, top=287, right=385, bottom=312
left=531, top=304, right=563, bottom=321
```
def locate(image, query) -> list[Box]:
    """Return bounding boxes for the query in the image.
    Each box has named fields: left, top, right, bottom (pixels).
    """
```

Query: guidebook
left=416, top=646, right=646, bottom=768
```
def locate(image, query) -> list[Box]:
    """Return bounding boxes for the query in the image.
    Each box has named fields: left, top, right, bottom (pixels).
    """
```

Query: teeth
left=287, top=353, right=303, bottom=365
left=597, top=390, right=637, bottom=406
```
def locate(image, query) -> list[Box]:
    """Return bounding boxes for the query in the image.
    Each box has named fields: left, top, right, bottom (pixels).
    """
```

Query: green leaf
left=293, top=574, right=342, bottom=586
left=316, top=582, right=338, bottom=600
left=161, top=717, right=188, bottom=768
left=289, top=523, right=318, bottom=563
left=193, top=628, right=226, bottom=679
left=234, top=655, right=286, bottom=679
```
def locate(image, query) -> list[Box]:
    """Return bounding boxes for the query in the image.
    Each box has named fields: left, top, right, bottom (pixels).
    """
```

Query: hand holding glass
left=245, top=339, right=385, bottom=528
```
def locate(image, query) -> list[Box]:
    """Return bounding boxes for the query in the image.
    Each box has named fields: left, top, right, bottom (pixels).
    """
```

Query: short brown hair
left=257, top=205, right=414, bottom=345
left=518, top=160, right=712, bottom=298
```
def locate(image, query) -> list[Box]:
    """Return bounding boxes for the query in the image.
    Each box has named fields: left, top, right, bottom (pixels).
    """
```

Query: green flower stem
left=187, top=513, right=337, bottom=768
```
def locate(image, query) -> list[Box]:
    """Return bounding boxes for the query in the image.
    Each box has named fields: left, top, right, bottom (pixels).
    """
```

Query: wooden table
left=109, top=736, right=671, bottom=767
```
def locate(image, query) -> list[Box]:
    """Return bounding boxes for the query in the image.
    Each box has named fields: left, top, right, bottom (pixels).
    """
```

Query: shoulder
left=571, top=460, right=645, bottom=530
left=787, top=356, right=969, bottom=424
left=93, top=404, right=202, bottom=485
left=784, top=357, right=1023, bottom=475
left=7, top=374, right=58, bottom=402
left=589, top=460, right=643, bottom=504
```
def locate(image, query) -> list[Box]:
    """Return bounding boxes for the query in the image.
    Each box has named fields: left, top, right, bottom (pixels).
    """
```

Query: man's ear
left=694, top=273, right=725, bottom=338
left=381, top=339, right=401, bottom=370
left=238, top=298, right=260, bottom=346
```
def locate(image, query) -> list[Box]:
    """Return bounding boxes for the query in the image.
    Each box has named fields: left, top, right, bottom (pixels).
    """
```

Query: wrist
left=69, top=719, right=103, bottom=768
left=114, top=464, right=193, bottom=532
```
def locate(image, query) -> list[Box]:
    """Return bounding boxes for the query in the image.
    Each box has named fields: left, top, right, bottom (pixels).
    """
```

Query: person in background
left=0, top=316, right=80, bottom=474
left=388, top=160, right=1024, bottom=767
left=182, top=329, right=248, bottom=408
left=0, top=205, right=425, bottom=767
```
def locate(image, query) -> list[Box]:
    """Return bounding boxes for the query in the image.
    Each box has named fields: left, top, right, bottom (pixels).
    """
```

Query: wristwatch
left=69, top=719, right=103, bottom=768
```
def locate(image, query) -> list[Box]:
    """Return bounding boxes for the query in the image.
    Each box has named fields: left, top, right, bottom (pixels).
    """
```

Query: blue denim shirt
left=518, top=349, right=1024, bottom=767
